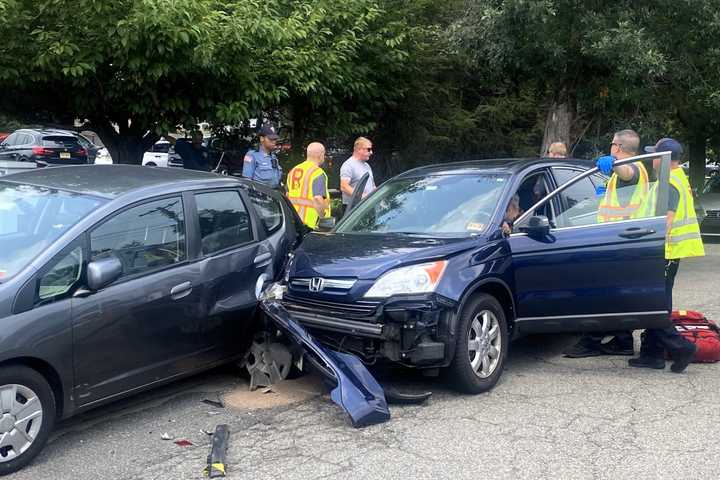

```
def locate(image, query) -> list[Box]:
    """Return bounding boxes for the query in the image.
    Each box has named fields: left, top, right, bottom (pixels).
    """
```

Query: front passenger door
left=509, top=155, right=671, bottom=335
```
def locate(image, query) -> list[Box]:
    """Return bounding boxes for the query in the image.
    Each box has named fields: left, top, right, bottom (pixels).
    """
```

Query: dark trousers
left=640, top=259, right=691, bottom=358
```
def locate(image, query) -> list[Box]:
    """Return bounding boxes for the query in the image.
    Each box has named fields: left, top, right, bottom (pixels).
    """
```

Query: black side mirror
left=522, top=215, right=551, bottom=238
left=86, top=256, right=123, bottom=291
left=316, top=217, right=336, bottom=232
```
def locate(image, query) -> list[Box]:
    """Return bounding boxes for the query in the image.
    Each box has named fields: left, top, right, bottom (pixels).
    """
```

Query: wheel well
left=0, top=358, right=64, bottom=419
left=468, top=282, right=515, bottom=333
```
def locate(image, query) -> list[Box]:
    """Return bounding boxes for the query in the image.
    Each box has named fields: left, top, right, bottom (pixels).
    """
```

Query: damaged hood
left=291, top=232, right=482, bottom=280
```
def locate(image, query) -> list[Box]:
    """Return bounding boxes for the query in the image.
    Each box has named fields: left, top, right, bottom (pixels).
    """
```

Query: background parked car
left=681, top=159, right=720, bottom=179
left=94, top=147, right=113, bottom=165
left=700, top=174, right=720, bottom=237
left=142, top=139, right=173, bottom=167
left=0, top=129, right=88, bottom=166
left=46, top=129, right=102, bottom=163
left=0, top=165, right=304, bottom=473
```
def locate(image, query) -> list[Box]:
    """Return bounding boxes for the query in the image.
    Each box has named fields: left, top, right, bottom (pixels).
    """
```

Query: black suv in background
left=0, top=129, right=88, bottom=166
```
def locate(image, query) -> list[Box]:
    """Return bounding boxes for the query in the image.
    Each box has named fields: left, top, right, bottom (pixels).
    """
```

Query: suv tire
left=447, top=293, right=508, bottom=394
left=0, top=365, right=56, bottom=475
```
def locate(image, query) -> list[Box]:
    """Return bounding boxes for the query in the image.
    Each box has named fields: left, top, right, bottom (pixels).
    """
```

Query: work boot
left=563, top=337, right=602, bottom=358
left=628, top=356, right=665, bottom=369
left=670, top=344, right=697, bottom=374
left=599, top=337, right=635, bottom=356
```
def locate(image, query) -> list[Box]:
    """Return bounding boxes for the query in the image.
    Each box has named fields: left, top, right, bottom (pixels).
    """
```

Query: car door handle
left=254, top=252, right=272, bottom=265
left=170, top=281, right=193, bottom=299
left=618, top=227, right=656, bottom=239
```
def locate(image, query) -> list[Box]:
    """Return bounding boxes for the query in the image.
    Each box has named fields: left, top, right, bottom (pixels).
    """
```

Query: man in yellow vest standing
left=628, top=138, right=704, bottom=373
left=286, top=142, right=331, bottom=229
left=564, top=129, right=649, bottom=358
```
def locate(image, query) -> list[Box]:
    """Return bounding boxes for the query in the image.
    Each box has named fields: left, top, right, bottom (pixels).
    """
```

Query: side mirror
left=86, top=256, right=123, bottom=291
left=521, top=215, right=550, bottom=238
left=316, top=217, right=336, bottom=232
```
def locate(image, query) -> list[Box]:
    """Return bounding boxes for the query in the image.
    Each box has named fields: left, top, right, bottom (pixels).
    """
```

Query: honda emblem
left=309, top=277, right=325, bottom=292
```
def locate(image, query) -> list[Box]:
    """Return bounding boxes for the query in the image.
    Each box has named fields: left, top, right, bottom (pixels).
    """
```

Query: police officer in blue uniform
left=242, top=124, right=283, bottom=189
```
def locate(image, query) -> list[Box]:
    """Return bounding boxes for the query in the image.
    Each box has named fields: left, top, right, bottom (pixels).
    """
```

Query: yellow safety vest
left=286, top=160, right=330, bottom=229
left=597, top=161, right=649, bottom=222
left=640, top=168, right=705, bottom=259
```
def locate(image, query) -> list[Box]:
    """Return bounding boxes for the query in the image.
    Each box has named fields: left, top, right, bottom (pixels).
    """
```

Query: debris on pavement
left=174, top=439, right=193, bottom=447
left=160, top=432, right=173, bottom=441
left=384, top=388, right=433, bottom=405
left=259, top=295, right=391, bottom=428
left=202, top=399, right=225, bottom=409
left=203, top=424, right=230, bottom=478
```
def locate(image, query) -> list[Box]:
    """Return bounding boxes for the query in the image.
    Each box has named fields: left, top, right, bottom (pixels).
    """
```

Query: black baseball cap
left=644, top=137, right=683, bottom=161
left=259, top=123, right=279, bottom=140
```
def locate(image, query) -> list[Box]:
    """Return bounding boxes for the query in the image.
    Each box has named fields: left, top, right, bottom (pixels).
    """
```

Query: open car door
left=508, top=152, right=673, bottom=335
left=342, top=172, right=370, bottom=219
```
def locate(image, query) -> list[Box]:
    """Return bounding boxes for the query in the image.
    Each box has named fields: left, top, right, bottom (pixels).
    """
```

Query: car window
left=151, top=142, right=170, bottom=154
left=704, top=176, right=720, bottom=194
left=247, top=188, right=283, bottom=233
left=3, top=133, right=18, bottom=146
left=337, top=174, right=508, bottom=236
left=42, top=136, right=80, bottom=148
left=90, top=197, right=186, bottom=278
left=524, top=162, right=660, bottom=229
left=17, top=133, right=32, bottom=145
left=552, top=168, right=599, bottom=227
left=195, top=191, right=252, bottom=255
left=38, top=246, right=83, bottom=301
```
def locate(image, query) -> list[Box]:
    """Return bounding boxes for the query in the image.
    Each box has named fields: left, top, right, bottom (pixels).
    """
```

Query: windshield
left=0, top=182, right=104, bottom=279
left=337, top=174, right=509, bottom=236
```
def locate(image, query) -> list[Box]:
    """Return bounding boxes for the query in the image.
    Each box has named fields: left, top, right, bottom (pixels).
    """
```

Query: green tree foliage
left=0, top=0, right=418, bottom=164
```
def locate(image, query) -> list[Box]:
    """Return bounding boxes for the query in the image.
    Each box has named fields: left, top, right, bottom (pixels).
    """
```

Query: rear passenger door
left=186, top=188, right=276, bottom=364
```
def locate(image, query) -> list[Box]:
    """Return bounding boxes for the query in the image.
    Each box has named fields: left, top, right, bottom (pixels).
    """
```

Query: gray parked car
left=0, top=166, right=303, bottom=474
left=700, top=175, right=720, bottom=237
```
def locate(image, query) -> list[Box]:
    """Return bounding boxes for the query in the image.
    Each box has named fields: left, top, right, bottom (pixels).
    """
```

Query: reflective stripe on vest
left=286, top=160, right=330, bottom=229
left=597, top=162, right=649, bottom=222
left=665, top=169, right=704, bottom=259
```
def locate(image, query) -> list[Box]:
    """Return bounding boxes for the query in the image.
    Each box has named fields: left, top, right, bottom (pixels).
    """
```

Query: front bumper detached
left=259, top=298, right=390, bottom=428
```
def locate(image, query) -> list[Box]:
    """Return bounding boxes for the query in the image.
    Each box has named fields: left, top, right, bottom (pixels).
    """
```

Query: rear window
left=42, top=136, right=80, bottom=148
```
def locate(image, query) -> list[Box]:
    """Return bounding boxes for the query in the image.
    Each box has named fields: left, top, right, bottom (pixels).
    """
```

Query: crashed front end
left=279, top=276, right=458, bottom=368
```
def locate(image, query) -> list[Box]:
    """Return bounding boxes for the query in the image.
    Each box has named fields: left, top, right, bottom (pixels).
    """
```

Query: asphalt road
left=13, top=243, right=720, bottom=480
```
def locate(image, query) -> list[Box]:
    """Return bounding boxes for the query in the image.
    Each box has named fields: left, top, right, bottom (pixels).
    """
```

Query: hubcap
left=468, top=310, right=502, bottom=378
left=0, top=384, right=43, bottom=462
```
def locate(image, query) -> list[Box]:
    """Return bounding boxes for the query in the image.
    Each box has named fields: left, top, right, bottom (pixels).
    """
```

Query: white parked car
left=94, top=148, right=113, bottom=165
left=142, top=140, right=171, bottom=167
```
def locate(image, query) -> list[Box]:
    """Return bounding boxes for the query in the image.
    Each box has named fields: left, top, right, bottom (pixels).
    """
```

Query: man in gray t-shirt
left=340, top=137, right=376, bottom=210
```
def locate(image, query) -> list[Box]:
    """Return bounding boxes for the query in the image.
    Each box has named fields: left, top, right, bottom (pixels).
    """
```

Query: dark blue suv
left=281, top=155, right=674, bottom=393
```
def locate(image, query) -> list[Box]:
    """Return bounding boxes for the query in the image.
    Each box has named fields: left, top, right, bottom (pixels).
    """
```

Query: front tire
left=0, top=366, right=56, bottom=476
left=446, top=294, right=508, bottom=394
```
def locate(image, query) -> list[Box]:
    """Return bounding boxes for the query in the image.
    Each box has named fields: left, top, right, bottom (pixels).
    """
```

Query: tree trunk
left=541, top=90, right=574, bottom=156
left=689, top=134, right=707, bottom=192
left=290, top=102, right=309, bottom=165
left=90, top=119, right=159, bottom=165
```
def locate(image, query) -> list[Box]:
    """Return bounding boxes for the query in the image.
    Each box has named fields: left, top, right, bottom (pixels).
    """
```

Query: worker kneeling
left=287, top=142, right=331, bottom=229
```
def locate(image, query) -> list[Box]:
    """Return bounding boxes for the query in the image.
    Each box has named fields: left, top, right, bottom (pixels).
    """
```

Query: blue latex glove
left=595, top=155, right=615, bottom=175
left=595, top=185, right=607, bottom=197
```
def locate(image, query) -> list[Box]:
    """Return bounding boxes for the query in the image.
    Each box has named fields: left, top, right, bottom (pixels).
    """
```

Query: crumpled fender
left=260, top=300, right=390, bottom=428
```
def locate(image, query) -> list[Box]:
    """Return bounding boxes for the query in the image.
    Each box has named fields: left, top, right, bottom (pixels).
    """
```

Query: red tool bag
left=669, top=310, right=720, bottom=363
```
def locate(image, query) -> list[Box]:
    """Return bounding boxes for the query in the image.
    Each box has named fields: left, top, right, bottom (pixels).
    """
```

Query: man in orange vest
left=286, top=142, right=331, bottom=229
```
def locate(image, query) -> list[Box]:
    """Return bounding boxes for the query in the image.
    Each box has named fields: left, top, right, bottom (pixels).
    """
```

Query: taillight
left=77, top=148, right=87, bottom=156
left=32, top=147, right=52, bottom=156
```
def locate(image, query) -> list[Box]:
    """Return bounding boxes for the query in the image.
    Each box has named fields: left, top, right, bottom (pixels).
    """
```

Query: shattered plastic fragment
left=174, top=439, right=193, bottom=447
left=160, top=433, right=173, bottom=441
